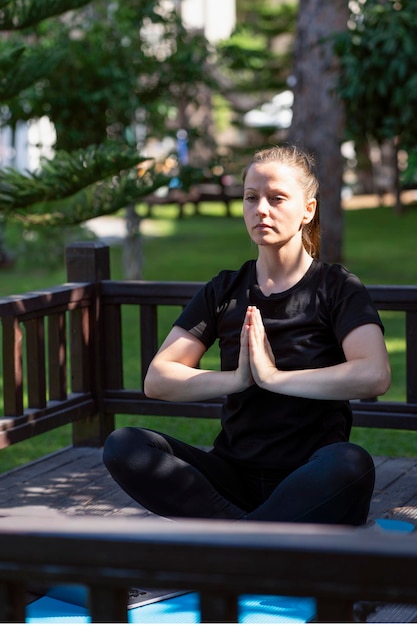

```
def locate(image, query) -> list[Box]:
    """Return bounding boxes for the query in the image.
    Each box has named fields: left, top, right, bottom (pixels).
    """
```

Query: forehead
left=244, top=161, right=300, bottom=188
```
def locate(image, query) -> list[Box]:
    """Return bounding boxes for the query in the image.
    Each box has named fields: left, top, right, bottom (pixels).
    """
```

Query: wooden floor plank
left=0, top=447, right=100, bottom=493
left=368, top=603, right=417, bottom=623
left=373, top=456, right=417, bottom=490
left=0, top=448, right=104, bottom=511
left=368, top=457, right=417, bottom=524
left=0, top=447, right=152, bottom=519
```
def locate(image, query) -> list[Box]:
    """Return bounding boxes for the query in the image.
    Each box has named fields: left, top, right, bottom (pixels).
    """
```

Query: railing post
left=0, top=581, right=26, bottom=622
left=406, top=310, right=417, bottom=404
left=315, top=596, right=354, bottom=622
left=200, top=591, right=239, bottom=623
left=66, top=242, right=115, bottom=447
left=66, top=241, right=111, bottom=284
left=88, top=584, right=129, bottom=623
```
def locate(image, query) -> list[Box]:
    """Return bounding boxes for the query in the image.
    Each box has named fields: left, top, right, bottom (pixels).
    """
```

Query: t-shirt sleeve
left=329, top=266, right=384, bottom=343
left=174, top=280, right=218, bottom=349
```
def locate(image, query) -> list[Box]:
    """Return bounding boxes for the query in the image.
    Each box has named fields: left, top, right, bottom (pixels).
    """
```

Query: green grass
left=1, top=200, right=417, bottom=471
left=344, top=205, right=417, bottom=285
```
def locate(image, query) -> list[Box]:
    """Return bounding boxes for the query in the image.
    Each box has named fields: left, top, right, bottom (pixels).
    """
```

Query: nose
left=256, top=197, right=270, bottom=217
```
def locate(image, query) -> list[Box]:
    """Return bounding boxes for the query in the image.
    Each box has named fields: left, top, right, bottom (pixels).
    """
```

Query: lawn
left=0, top=200, right=417, bottom=471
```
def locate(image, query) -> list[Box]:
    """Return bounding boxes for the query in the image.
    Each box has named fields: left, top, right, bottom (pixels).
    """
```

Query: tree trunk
left=392, top=138, right=403, bottom=216
left=288, top=0, right=348, bottom=263
left=123, top=204, right=142, bottom=280
left=0, top=217, right=14, bottom=269
left=355, top=140, right=375, bottom=195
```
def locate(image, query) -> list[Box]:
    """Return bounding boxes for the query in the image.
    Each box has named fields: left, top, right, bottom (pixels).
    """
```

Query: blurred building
left=179, top=0, right=235, bottom=42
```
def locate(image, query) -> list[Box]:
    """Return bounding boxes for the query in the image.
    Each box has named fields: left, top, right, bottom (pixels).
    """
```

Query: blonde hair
left=243, top=145, right=320, bottom=258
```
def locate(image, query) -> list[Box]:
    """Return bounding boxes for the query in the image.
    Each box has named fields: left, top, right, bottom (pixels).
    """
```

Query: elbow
left=144, top=363, right=176, bottom=401
left=369, top=363, right=392, bottom=398
left=143, top=366, right=163, bottom=400
left=143, top=375, right=154, bottom=399
left=378, top=368, right=392, bottom=397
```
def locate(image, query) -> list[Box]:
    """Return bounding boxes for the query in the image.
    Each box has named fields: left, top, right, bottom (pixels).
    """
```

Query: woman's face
left=243, top=161, right=316, bottom=251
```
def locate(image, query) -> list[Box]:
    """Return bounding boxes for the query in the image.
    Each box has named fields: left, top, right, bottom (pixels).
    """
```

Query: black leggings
left=103, top=427, right=375, bottom=526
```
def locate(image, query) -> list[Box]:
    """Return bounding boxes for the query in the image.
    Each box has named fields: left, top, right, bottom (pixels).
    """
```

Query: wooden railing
left=0, top=243, right=114, bottom=448
left=2, top=515, right=417, bottom=623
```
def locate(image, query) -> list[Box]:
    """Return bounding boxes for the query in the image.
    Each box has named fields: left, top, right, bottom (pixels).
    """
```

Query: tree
left=333, top=0, right=417, bottom=214
left=0, top=2, right=167, bottom=240
left=0, top=1, right=212, bottom=275
left=288, top=0, right=348, bottom=263
left=5, top=2, right=214, bottom=152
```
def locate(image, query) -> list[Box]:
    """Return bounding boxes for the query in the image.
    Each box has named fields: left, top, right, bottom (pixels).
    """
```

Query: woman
left=104, top=145, right=391, bottom=525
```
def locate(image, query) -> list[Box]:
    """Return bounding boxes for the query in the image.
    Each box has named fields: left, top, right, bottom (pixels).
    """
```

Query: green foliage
left=217, top=1, right=296, bottom=95
left=0, top=0, right=213, bottom=230
left=0, top=0, right=92, bottom=30
left=401, top=147, right=417, bottom=187
left=215, top=0, right=296, bottom=160
left=7, top=2, right=214, bottom=151
left=0, top=42, right=64, bottom=101
left=20, top=173, right=166, bottom=227
left=0, top=143, right=157, bottom=210
left=1, top=153, right=171, bottom=227
left=334, top=0, right=417, bottom=147
left=236, top=0, right=296, bottom=40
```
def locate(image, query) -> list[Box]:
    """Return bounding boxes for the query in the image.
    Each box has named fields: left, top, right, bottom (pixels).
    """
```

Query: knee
left=331, top=442, right=375, bottom=486
left=315, top=442, right=375, bottom=486
left=103, top=426, right=138, bottom=473
left=343, top=442, right=374, bottom=477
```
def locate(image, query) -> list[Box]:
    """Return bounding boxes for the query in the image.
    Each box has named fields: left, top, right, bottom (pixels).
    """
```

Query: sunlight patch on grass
left=385, top=337, right=405, bottom=353
left=141, top=218, right=176, bottom=238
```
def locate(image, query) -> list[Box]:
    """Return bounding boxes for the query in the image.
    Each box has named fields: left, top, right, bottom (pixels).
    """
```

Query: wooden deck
left=1, top=447, right=417, bottom=622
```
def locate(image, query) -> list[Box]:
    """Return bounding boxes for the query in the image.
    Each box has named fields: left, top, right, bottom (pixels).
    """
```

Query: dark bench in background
left=1, top=241, right=417, bottom=622
left=144, top=182, right=244, bottom=218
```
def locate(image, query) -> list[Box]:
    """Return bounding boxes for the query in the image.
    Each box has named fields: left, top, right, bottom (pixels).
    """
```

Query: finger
left=251, top=309, right=265, bottom=344
left=246, top=305, right=257, bottom=325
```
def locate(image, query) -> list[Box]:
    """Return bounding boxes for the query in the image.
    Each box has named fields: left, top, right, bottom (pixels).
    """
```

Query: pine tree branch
left=8, top=166, right=170, bottom=226
left=0, top=143, right=155, bottom=211
left=0, top=42, right=64, bottom=100
left=0, top=0, right=92, bottom=30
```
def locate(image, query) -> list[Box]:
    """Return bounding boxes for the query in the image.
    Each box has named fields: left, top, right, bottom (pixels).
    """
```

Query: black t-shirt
left=174, top=259, right=383, bottom=473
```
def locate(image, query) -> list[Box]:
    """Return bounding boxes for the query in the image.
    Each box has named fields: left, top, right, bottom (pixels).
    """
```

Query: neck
left=255, top=246, right=314, bottom=295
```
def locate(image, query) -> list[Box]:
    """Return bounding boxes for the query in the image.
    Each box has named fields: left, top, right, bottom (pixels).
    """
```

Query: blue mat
left=26, top=586, right=316, bottom=623
left=375, top=518, right=415, bottom=533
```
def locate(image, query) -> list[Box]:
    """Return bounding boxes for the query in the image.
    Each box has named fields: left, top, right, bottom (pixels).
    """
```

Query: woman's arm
left=144, top=325, right=253, bottom=402
left=247, top=306, right=391, bottom=401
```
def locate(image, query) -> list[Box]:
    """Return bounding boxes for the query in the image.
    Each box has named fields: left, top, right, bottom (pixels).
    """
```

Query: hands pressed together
left=237, top=306, right=278, bottom=390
